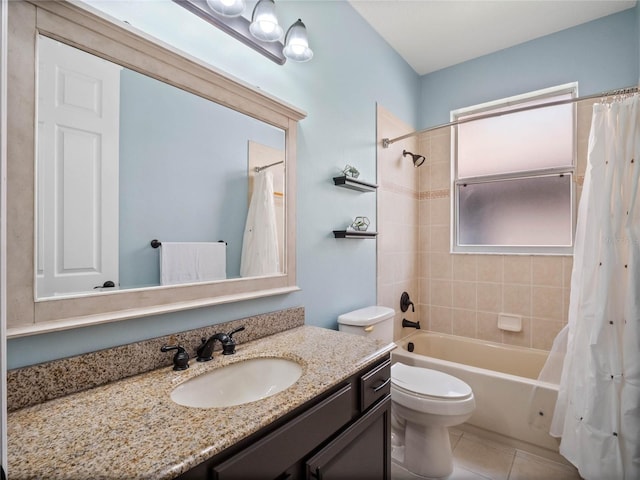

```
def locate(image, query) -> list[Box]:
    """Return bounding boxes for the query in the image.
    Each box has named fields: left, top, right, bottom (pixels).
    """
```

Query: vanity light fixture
left=173, top=0, right=312, bottom=65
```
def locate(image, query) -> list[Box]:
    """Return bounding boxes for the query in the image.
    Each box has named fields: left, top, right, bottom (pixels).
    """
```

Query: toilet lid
left=391, top=363, right=472, bottom=399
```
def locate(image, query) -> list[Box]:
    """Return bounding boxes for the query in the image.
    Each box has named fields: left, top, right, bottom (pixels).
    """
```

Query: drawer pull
left=371, top=378, right=391, bottom=393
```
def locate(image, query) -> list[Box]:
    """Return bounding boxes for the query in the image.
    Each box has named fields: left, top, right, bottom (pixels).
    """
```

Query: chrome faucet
left=196, top=326, right=245, bottom=362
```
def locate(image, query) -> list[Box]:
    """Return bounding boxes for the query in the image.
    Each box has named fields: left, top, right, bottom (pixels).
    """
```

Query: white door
left=36, top=36, right=121, bottom=297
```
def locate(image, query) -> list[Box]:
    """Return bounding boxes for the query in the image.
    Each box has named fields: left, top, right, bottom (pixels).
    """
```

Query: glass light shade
left=206, top=0, right=245, bottom=17
left=283, top=19, right=313, bottom=62
left=249, top=0, right=284, bottom=42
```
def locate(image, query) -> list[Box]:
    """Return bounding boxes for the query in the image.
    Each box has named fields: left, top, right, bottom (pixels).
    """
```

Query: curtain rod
left=254, top=160, right=284, bottom=172
left=382, top=84, right=639, bottom=148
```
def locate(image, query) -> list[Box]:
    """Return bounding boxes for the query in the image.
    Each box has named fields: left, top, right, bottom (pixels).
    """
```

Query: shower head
left=403, top=149, right=426, bottom=167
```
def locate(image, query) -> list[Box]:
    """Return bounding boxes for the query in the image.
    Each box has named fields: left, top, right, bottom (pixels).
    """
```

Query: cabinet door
left=213, top=385, right=353, bottom=480
left=305, top=395, right=391, bottom=480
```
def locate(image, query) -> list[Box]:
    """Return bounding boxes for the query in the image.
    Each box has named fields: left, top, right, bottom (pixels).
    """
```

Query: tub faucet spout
left=402, top=318, right=421, bottom=329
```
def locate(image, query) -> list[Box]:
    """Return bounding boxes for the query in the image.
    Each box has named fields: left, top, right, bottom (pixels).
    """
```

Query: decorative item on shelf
left=342, top=164, right=360, bottom=179
left=350, top=216, right=370, bottom=232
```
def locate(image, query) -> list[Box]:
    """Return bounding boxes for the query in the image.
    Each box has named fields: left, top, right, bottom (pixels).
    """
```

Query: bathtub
left=392, top=331, right=560, bottom=453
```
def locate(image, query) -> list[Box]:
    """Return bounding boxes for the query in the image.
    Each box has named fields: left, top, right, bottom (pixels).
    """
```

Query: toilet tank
left=337, top=306, right=395, bottom=343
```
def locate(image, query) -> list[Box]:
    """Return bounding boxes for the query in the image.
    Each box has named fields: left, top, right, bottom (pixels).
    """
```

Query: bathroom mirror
left=36, top=35, right=286, bottom=299
left=6, top=0, right=305, bottom=336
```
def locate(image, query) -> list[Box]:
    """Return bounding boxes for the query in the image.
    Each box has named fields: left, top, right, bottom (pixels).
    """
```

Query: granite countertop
left=8, top=326, right=394, bottom=479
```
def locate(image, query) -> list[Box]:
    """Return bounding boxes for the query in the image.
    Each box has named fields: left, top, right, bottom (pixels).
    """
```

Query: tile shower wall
left=379, top=100, right=595, bottom=349
left=376, top=105, right=420, bottom=338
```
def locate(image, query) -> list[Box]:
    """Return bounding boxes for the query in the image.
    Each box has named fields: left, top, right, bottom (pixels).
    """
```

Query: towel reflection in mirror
left=241, top=170, right=281, bottom=277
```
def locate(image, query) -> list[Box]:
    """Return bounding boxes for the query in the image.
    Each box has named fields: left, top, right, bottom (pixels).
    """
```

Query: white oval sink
left=170, top=357, right=303, bottom=408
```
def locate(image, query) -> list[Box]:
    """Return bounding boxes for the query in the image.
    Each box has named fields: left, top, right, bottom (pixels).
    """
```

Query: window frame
left=450, top=83, right=578, bottom=255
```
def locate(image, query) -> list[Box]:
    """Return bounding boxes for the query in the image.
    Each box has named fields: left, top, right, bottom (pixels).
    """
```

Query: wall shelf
left=333, top=230, right=378, bottom=239
left=333, top=176, right=378, bottom=192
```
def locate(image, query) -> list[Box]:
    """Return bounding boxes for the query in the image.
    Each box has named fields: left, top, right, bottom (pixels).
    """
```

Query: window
left=452, top=83, right=577, bottom=254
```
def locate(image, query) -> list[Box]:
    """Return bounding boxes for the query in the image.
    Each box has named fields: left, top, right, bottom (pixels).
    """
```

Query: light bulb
left=206, top=0, right=245, bottom=18
left=249, top=0, right=284, bottom=42
left=283, top=19, right=313, bottom=62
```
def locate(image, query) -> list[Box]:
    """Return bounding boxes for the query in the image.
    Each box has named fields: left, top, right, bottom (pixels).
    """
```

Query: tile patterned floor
left=391, top=427, right=582, bottom=480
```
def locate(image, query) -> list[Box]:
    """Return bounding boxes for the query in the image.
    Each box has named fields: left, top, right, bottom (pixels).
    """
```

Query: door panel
left=36, top=35, right=120, bottom=296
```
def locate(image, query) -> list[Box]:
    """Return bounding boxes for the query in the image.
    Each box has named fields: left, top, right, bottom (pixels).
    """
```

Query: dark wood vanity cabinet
left=176, top=355, right=391, bottom=480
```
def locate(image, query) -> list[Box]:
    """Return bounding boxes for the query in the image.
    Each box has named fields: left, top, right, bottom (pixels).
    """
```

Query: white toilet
left=338, top=306, right=475, bottom=479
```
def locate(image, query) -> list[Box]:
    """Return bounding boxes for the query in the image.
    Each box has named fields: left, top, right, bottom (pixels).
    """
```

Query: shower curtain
left=550, top=94, right=640, bottom=479
left=240, top=169, right=280, bottom=277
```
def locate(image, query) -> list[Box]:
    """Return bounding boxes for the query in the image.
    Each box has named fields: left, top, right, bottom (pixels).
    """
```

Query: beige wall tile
left=453, top=255, right=477, bottom=281
left=430, top=128, right=451, bottom=163
left=431, top=280, right=452, bottom=307
left=430, top=161, right=450, bottom=191
left=429, top=306, right=452, bottom=333
left=418, top=277, right=430, bottom=305
left=430, top=252, right=451, bottom=279
left=503, top=284, right=532, bottom=317
left=430, top=225, right=450, bottom=252
left=477, top=282, right=502, bottom=313
left=418, top=225, right=430, bottom=251
left=477, top=311, right=502, bottom=343
left=504, top=256, right=532, bottom=284
left=418, top=198, right=430, bottom=225
left=477, top=255, right=503, bottom=282
left=453, top=281, right=476, bottom=310
left=452, top=308, right=477, bottom=337
left=532, top=256, right=563, bottom=287
left=431, top=196, right=450, bottom=225
left=532, top=286, right=564, bottom=321
left=502, top=317, right=531, bottom=348
left=563, top=257, right=573, bottom=288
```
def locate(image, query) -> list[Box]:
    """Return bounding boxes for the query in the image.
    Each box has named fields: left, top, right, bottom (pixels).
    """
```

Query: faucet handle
left=228, top=326, right=245, bottom=338
left=222, top=326, right=245, bottom=355
left=161, top=344, right=190, bottom=371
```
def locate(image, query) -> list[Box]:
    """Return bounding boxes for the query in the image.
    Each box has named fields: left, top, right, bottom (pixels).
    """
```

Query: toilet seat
left=390, top=363, right=475, bottom=416
left=391, top=363, right=472, bottom=399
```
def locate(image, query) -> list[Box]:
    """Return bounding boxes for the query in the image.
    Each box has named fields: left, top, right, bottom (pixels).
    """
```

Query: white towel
left=160, top=242, right=226, bottom=286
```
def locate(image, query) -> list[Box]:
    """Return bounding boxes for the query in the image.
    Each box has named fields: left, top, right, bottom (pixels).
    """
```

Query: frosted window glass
left=458, top=175, right=572, bottom=247
left=458, top=94, right=574, bottom=179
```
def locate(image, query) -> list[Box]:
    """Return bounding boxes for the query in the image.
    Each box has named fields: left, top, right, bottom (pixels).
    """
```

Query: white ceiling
left=349, top=0, right=637, bottom=75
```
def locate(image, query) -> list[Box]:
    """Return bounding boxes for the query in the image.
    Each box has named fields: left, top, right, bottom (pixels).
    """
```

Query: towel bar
left=150, top=239, right=227, bottom=248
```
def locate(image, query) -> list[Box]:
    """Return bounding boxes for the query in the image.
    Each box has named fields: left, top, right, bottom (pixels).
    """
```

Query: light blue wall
left=119, top=68, right=284, bottom=286
left=419, top=8, right=639, bottom=128
left=7, top=1, right=419, bottom=368
left=11, top=2, right=637, bottom=369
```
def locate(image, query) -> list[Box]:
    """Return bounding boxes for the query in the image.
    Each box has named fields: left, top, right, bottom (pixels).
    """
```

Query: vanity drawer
left=212, top=384, right=353, bottom=480
left=360, top=359, right=391, bottom=411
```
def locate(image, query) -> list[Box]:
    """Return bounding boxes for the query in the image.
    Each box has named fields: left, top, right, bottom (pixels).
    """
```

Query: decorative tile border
left=7, top=307, right=304, bottom=411
left=419, top=189, right=450, bottom=200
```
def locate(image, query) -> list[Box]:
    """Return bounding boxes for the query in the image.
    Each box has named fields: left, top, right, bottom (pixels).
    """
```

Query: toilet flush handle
left=364, top=325, right=374, bottom=333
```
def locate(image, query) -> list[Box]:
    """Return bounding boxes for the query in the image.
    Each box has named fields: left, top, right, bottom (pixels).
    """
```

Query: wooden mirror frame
left=6, top=0, right=305, bottom=337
